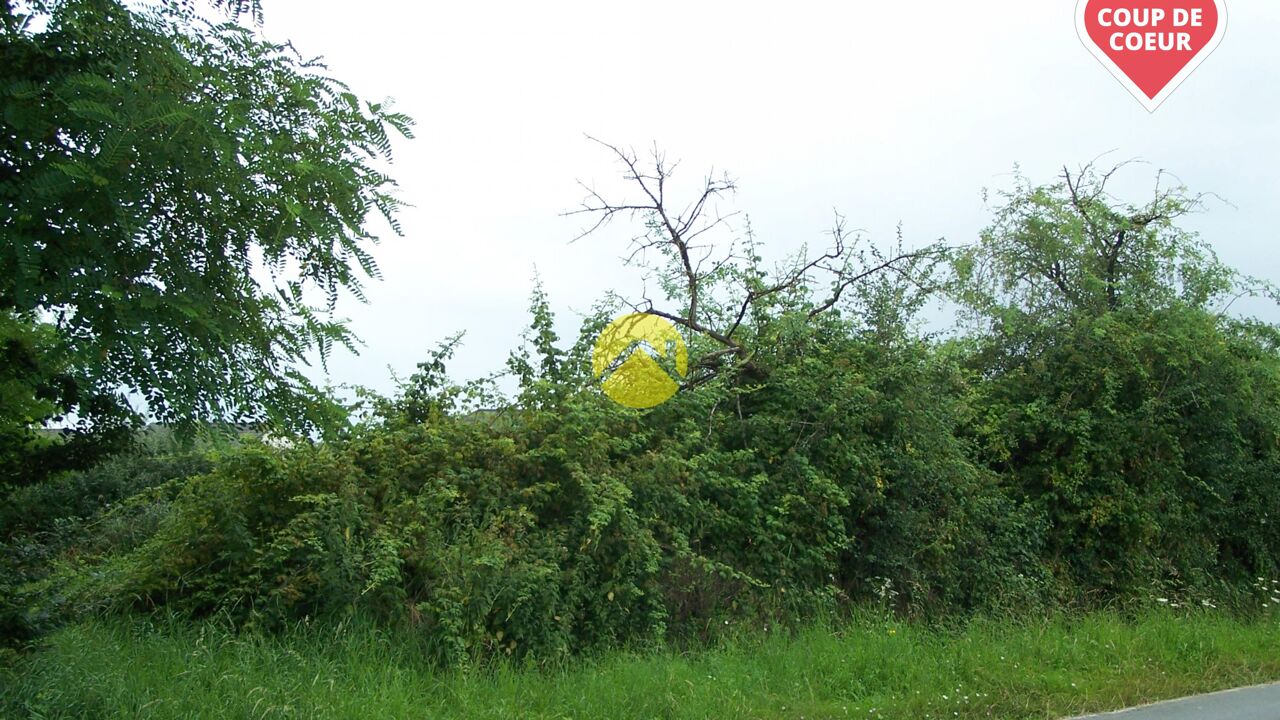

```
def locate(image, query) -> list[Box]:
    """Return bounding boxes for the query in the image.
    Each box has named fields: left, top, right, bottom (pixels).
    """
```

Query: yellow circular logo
left=592, top=313, right=688, bottom=408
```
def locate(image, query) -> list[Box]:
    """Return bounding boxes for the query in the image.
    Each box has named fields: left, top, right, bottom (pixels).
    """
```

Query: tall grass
left=3, top=609, right=1279, bottom=719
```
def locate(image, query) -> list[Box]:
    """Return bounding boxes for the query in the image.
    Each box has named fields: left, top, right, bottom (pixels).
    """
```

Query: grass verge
left=2, top=609, right=1279, bottom=719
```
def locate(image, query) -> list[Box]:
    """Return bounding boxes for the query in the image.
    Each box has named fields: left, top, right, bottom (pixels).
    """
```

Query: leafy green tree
left=954, top=165, right=1280, bottom=598
left=0, top=0, right=412, bottom=455
left=954, top=163, right=1239, bottom=326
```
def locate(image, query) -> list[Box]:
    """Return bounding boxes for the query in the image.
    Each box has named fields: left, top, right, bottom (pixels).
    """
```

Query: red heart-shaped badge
left=1076, top=0, right=1227, bottom=111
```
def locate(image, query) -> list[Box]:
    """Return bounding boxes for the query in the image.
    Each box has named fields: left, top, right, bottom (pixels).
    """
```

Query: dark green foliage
left=1, top=0, right=411, bottom=441
left=23, top=279, right=1045, bottom=665
left=955, top=166, right=1280, bottom=599
left=0, top=310, right=141, bottom=486
left=73, top=422, right=670, bottom=665
left=5, top=162, right=1279, bottom=669
left=0, top=449, right=210, bottom=643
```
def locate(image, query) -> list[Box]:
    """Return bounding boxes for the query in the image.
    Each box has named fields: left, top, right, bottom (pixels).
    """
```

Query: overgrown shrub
left=35, top=294, right=1048, bottom=664
left=1, top=451, right=210, bottom=643
left=955, top=166, right=1280, bottom=601
left=8, top=164, right=1280, bottom=668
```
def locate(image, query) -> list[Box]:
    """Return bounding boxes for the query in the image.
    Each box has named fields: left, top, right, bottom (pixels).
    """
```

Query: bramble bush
left=15, top=277, right=1045, bottom=664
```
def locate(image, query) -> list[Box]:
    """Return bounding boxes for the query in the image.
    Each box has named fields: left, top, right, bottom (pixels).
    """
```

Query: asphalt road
left=1069, top=682, right=1280, bottom=719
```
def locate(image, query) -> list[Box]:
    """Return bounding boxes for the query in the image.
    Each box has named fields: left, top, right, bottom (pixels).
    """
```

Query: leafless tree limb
left=566, top=138, right=944, bottom=385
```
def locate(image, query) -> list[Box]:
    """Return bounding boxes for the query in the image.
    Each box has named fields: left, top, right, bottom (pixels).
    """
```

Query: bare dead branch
left=569, top=139, right=942, bottom=384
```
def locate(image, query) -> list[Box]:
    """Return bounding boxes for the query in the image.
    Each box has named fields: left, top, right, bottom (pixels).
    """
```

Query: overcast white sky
left=258, top=1, right=1280, bottom=396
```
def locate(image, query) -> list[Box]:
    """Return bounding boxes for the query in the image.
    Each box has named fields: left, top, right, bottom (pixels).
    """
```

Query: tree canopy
left=1, top=0, right=412, bottom=458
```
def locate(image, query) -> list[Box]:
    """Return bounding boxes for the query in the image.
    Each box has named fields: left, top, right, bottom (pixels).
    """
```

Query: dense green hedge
left=4, top=168, right=1280, bottom=666
left=15, top=343, right=1044, bottom=664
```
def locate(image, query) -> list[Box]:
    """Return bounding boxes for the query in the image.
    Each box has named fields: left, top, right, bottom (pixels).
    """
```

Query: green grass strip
left=3, top=609, right=1279, bottom=719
